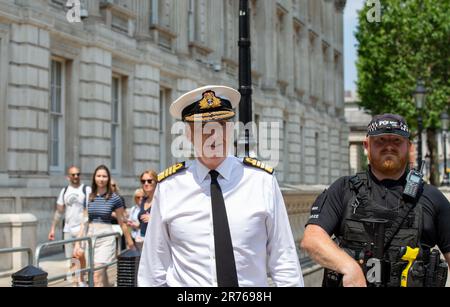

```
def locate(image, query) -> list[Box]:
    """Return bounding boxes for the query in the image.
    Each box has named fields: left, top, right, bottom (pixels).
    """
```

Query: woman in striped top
left=74, top=164, right=134, bottom=287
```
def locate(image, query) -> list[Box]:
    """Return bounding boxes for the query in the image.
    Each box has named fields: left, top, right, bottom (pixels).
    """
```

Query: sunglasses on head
left=141, top=179, right=154, bottom=184
left=70, top=173, right=80, bottom=177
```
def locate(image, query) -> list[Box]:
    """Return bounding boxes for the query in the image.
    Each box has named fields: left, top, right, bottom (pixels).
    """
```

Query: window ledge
left=150, top=24, right=177, bottom=39
left=189, top=41, right=214, bottom=56
left=100, top=2, right=136, bottom=20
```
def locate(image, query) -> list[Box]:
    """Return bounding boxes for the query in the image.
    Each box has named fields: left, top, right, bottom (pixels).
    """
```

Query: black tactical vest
left=338, top=171, right=423, bottom=287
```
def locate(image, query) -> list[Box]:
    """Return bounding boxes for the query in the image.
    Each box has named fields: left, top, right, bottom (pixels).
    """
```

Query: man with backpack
left=48, top=165, right=91, bottom=287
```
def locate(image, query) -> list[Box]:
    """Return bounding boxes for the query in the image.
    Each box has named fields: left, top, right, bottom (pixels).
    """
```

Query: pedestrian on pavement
left=48, top=165, right=90, bottom=287
left=138, top=85, right=303, bottom=287
left=135, top=170, right=157, bottom=251
left=110, top=179, right=127, bottom=250
left=74, top=164, right=134, bottom=287
left=127, top=188, right=144, bottom=244
left=301, top=114, right=450, bottom=287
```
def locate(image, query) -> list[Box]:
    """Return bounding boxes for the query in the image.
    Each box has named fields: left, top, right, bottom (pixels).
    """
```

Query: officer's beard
left=369, top=150, right=409, bottom=176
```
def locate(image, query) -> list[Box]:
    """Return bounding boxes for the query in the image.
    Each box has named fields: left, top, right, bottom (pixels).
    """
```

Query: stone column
left=262, top=0, right=277, bottom=90
left=329, top=122, right=341, bottom=181
left=287, top=113, right=302, bottom=183
left=335, top=1, right=345, bottom=52
left=208, top=0, right=224, bottom=66
left=79, top=47, right=112, bottom=172
left=319, top=119, right=330, bottom=184
left=285, top=9, right=295, bottom=96
left=133, top=64, right=160, bottom=175
left=0, top=213, right=37, bottom=272
left=0, top=29, right=9, bottom=175
left=298, top=24, right=309, bottom=101
left=261, top=106, right=283, bottom=176
left=8, top=24, right=50, bottom=176
left=303, top=115, right=318, bottom=184
left=85, top=0, right=101, bottom=18
left=174, top=0, right=189, bottom=55
left=316, top=40, right=324, bottom=103
left=64, top=57, right=81, bottom=169
left=325, top=46, right=334, bottom=106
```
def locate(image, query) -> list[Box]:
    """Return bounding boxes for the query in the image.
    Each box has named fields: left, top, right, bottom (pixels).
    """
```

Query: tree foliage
left=355, top=0, right=449, bottom=131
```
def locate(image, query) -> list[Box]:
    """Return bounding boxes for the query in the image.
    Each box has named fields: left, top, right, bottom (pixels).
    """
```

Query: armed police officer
left=301, top=114, right=450, bottom=287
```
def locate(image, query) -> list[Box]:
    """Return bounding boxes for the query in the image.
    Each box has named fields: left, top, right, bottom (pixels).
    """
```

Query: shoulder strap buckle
left=349, top=171, right=368, bottom=192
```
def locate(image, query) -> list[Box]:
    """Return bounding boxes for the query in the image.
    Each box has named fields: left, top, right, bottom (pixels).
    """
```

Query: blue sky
left=344, top=0, right=365, bottom=93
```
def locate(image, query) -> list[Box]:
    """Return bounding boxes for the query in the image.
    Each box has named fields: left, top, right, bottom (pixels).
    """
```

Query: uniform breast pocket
left=343, top=219, right=371, bottom=243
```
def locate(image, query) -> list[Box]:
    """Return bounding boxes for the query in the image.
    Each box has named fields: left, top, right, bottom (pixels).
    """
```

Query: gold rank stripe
left=158, top=162, right=186, bottom=182
left=243, top=157, right=274, bottom=175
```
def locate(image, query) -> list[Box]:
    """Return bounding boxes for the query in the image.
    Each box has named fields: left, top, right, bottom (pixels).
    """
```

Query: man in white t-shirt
left=48, top=166, right=91, bottom=287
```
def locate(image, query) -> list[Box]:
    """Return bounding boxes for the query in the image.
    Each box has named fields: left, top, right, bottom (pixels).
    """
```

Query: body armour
left=337, top=173, right=429, bottom=287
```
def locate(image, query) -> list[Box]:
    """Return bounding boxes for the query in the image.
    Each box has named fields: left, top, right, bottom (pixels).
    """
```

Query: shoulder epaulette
left=242, top=157, right=274, bottom=175
left=158, top=162, right=186, bottom=182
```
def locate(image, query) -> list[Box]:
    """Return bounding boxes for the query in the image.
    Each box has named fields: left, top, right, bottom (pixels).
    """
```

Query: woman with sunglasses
left=135, top=169, right=158, bottom=251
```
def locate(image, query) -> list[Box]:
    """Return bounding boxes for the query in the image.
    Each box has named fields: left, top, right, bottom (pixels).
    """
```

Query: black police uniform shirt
left=306, top=168, right=450, bottom=254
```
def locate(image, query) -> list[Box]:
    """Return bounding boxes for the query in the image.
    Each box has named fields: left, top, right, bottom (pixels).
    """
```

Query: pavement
left=0, top=252, right=448, bottom=287
left=0, top=252, right=117, bottom=287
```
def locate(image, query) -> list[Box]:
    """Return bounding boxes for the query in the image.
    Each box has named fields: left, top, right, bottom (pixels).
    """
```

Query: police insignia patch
left=242, top=157, right=274, bottom=175
left=157, top=162, right=186, bottom=182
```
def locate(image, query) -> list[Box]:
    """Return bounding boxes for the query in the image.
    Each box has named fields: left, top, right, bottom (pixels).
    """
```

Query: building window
left=150, top=0, right=158, bottom=24
left=276, top=6, right=288, bottom=93
left=50, top=59, right=65, bottom=170
left=188, top=0, right=208, bottom=44
left=159, top=88, right=172, bottom=171
left=149, top=0, right=176, bottom=50
left=188, top=0, right=213, bottom=59
left=111, top=76, right=121, bottom=172
left=50, top=0, right=65, bottom=7
left=188, top=0, right=195, bottom=42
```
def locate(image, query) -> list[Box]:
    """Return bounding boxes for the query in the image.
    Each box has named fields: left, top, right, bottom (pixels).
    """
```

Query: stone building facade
left=0, top=0, right=348, bottom=244
left=344, top=91, right=371, bottom=174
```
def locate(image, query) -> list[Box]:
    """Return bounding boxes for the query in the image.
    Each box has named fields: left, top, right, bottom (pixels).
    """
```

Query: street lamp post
left=238, top=0, right=252, bottom=157
left=414, top=80, right=426, bottom=169
left=441, top=112, right=449, bottom=186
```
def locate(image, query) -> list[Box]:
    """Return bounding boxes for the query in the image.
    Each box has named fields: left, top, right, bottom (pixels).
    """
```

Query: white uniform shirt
left=56, top=184, right=91, bottom=234
left=138, top=156, right=304, bottom=287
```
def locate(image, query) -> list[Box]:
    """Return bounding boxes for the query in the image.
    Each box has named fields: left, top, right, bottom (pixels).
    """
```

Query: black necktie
left=209, top=170, right=239, bottom=287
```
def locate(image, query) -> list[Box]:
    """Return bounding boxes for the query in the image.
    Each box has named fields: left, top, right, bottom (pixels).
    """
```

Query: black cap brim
left=367, top=129, right=410, bottom=138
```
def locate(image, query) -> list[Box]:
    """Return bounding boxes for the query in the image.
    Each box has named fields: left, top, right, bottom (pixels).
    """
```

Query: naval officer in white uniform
left=138, top=85, right=303, bottom=287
